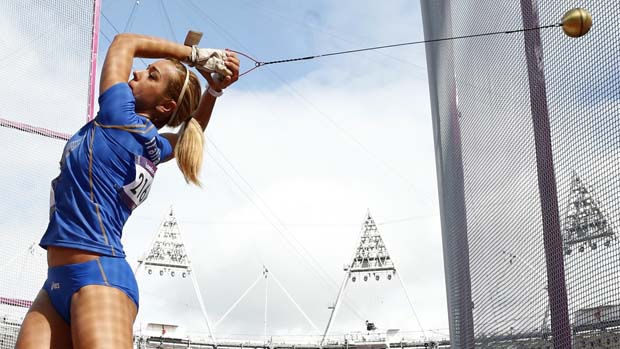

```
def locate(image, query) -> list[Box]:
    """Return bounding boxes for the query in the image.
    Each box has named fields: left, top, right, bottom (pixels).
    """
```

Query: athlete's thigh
left=15, top=289, right=73, bottom=349
left=70, top=285, right=137, bottom=349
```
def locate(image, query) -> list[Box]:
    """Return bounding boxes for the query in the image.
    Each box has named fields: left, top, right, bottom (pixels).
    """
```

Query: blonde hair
left=165, top=59, right=203, bottom=186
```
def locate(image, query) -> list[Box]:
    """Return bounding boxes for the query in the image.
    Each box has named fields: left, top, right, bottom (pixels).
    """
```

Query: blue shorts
left=42, top=256, right=139, bottom=324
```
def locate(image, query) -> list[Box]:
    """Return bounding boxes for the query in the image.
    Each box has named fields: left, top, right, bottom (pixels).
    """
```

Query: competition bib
left=121, top=155, right=157, bottom=210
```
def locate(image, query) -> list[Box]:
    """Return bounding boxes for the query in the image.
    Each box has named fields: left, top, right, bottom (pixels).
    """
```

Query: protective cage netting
left=421, top=0, right=620, bottom=348
left=0, top=0, right=95, bottom=347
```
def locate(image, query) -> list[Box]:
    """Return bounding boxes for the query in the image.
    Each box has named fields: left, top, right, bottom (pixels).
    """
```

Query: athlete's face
left=129, top=60, right=177, bottom=118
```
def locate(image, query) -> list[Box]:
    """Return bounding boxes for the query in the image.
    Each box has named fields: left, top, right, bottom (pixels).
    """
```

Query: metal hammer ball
left=562, top=8, right=592, bottom=38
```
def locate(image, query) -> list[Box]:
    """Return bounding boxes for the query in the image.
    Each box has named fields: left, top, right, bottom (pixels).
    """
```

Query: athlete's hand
left=185, top=46, right=232, bottom=77
left=202, top=50, right=239, bottom=92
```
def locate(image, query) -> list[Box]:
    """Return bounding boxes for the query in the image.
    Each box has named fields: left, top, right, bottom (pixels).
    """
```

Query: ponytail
left=163, top=59, right=203, bottom=186
left=174, top=117, right=204, bottom=186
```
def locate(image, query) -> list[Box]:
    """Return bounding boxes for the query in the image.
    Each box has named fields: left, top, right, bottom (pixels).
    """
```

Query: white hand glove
left=185, top=45, right=232, bottom=77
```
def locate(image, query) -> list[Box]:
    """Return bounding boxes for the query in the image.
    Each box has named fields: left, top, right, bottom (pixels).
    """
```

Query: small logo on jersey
left=142, top=159, right=156, bottom=174
left=51, top=282, right=60, bottom=290
left=145, top=138, right=161, bottom=165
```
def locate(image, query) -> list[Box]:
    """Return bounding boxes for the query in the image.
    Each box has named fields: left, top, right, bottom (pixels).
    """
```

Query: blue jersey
left=40, top=83, right=173, bottom=257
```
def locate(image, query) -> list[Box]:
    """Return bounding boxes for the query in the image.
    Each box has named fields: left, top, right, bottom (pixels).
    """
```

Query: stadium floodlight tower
left=561, top=172, right=620, bottom=332
left=320, top=211, right=423, bottom=347
left=347, top=213, right=396, bottom=283
left=561, top=172, right=616, bottom=255
left=135, top=206, right=217, bottom=345
left=136, top=208, right=192, bottom=278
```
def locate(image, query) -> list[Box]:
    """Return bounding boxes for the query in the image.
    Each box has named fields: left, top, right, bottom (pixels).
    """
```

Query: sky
left=0, top=0, right=448, bottom=343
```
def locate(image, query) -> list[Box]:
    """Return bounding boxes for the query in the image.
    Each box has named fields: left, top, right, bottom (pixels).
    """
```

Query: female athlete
left=15, top=33, right=239, bottom=348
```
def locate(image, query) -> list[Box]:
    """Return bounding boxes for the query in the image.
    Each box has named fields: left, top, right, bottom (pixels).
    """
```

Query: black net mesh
left=421, top=1, right=619, bottom=348
left=0, top=1, right=95, bottom=347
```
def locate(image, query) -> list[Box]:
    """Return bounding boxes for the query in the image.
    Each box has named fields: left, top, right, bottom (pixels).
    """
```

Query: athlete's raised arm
left=100, top=33, right=192, bottom=96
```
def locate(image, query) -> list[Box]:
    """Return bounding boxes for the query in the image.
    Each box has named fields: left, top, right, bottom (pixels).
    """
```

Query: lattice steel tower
left=135, top=207, right=217, bottom=345
left=561, top=172, right=620, bottom=332
left=348, top=212, right=396, bottom=282
left=137, top=208, right=192, bottom=277
left=320, top=211, right=425, bottom=347
left=562, top=172, right=615, bottom=255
